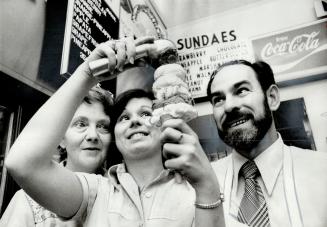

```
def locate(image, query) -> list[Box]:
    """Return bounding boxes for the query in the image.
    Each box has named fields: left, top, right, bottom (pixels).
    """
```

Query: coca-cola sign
left=251, top=19, right=327, bottom=81
left=261, top=31, right=320, bottom=58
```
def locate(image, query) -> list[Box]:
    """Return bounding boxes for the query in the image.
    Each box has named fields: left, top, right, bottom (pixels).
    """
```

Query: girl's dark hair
left=58, top=145, right=67, bottom=163
left=110, top=89, right=154, bottom=128
left=106, top=89, right=154, bottom=167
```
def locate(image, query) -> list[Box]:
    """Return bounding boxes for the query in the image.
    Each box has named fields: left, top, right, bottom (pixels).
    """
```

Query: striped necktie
left=237, top=160, right=270, bottom=227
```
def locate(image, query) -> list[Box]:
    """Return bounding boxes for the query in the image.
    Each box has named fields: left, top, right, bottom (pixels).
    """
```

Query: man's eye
left=237, top=87, right=250, bottom=96
left=211, top=96, right=224, bottom=106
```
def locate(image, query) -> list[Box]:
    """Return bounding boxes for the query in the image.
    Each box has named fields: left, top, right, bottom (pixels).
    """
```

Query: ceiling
left=149, top=0, right=265, bottom=28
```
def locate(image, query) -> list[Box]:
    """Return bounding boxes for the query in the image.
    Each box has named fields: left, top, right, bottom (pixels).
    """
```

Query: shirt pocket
left=148, top=184, right=194, bottom=221
left=148, top=196, right=178, bottom=220
left=107, top=190, right=139, bottom=221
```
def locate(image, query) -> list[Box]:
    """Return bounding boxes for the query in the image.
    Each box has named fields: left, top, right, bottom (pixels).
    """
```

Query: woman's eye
left=74, top=120, right=87, bottom=128
left=97, top=124, right=110, bottom=133
left=141, top=111, right=152, bottom=118
left=118, top=115, right=129, bottom=122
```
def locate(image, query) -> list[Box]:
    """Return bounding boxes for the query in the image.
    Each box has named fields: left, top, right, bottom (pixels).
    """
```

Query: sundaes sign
left=251, top=19, right=327, bottom=81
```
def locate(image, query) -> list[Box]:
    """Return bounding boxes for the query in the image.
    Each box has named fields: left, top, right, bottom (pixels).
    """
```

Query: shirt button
left=145, top=191, right=152, bottom=198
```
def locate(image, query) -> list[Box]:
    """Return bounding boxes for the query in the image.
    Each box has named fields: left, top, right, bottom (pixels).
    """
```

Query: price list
left=61, top=0, right=119, bottom=76
left=177, top=40, right=254, bottom=100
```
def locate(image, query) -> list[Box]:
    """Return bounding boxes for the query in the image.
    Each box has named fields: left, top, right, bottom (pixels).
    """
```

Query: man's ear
left=266, top=84, right=280, bottom=111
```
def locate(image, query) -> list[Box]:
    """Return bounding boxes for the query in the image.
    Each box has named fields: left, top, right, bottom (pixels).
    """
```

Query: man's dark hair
left=206, top=60, right=276, bottom=100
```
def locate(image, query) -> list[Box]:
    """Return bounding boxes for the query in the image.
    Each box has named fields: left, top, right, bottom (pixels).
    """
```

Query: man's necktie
left=237, top=160, right=270, bottom=227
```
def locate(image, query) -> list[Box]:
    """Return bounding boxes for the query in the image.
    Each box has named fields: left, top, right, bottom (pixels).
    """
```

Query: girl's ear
left=266, top=84, right=280, bottom=111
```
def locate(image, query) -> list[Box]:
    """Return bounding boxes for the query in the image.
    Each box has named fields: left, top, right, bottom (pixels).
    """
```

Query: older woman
left=4, top=37, right=224, bottom=227
left=0, top=85, right=114, bottom=226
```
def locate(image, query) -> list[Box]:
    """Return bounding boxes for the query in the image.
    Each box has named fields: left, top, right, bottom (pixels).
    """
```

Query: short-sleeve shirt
left=74, top=164, right=195, bottom=227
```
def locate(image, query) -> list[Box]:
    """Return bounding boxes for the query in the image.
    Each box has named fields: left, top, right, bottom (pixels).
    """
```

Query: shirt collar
left=108, top=163, right=172, bottom=189
left=59, top=161, right=66, bottom=167
left=108, top=164, right=123, bottom=189
left=232, top=134, right=284, bottom=196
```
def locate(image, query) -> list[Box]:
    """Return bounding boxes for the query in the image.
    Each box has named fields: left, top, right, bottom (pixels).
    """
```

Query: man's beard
left=217, top=98, right=272, bottom=151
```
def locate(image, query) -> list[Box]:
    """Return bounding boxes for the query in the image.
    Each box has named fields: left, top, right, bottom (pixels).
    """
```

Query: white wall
left=0, top=0, right=50, bottom=94
left=168, top=0, right=317, bottom=38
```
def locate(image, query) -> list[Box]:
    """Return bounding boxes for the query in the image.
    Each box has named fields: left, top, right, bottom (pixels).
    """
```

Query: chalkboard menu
left=61, top=0, right=119, bottom=76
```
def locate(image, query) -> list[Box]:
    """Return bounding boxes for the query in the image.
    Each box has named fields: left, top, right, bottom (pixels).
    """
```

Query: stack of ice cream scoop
left=150, top=63, right=198, bottom=125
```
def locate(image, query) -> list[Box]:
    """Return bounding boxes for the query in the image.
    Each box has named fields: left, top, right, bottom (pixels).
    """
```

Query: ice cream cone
left=150, top=64, right=197, bottom=126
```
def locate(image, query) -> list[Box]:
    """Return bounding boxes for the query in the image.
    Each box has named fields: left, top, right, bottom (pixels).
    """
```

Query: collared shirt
left=229, top=135, right=291, bottom=226
left=74, top=163, right=195, bottom=227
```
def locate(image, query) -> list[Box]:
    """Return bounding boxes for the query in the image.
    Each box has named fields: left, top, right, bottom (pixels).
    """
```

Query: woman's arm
left=4, top=37, right=149, bottom=217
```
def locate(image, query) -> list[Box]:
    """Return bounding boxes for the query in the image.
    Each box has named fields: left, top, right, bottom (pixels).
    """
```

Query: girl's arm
left=161, top=118, right=226, bottom=227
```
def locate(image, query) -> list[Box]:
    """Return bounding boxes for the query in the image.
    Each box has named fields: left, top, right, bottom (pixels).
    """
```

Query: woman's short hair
left=59, top=84, right=115, bottom=169
left=84, top=84, right=114, bottom=117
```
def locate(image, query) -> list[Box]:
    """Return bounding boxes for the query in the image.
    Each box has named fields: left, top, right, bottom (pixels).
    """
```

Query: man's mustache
left=222, top=110, right=253, bottom=129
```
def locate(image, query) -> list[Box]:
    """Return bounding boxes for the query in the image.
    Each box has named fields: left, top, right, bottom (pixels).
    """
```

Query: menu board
left=61, top=0, right=119, bottom=76
left=176, top=33, right=254, bottom=101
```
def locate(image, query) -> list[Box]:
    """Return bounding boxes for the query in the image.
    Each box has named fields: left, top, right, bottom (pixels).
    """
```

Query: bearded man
left=207, top=60, right=327, bottom=227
